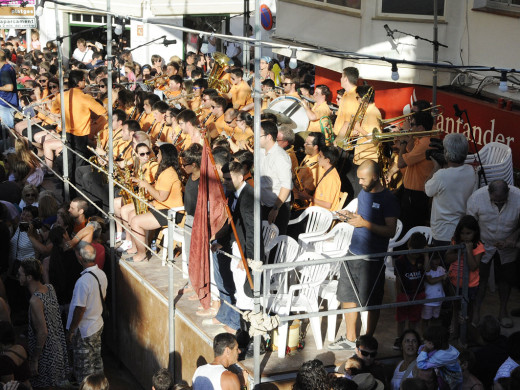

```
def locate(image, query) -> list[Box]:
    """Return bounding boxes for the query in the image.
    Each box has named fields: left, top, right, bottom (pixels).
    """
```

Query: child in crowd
left=446, top=215, right=484, bottom=339
left=422, top=254, right=447, bottom=333
left=417, top=326, right=462, bottom=390
left=336, top=355, right=364, bottom=380
left=393, top=232, right=427, bottom=350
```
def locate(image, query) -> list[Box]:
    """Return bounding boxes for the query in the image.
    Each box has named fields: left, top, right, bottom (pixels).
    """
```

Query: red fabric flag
left=188, top=142, right=228, bottom=309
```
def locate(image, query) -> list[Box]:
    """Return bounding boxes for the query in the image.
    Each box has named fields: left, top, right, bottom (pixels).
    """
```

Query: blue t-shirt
left=0, top=63, right=18, bottom=108
left=349, top=188, right=400, bottom=255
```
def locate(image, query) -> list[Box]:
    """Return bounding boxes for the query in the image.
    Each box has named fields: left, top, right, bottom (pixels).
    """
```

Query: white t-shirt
left=425, top=164, right=477, bottom=241
left=67, top=265, right=107, bottom=338
left=72, top=47, right=94, bottom=63
left=424, top=266, right=446, bottom=306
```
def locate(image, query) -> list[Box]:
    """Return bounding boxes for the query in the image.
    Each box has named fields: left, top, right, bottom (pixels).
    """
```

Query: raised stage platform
left=111, top=254, right=520, bottom=389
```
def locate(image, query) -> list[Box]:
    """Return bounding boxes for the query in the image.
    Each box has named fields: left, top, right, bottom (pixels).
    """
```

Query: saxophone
left=337, top=86, right=374, bottom=151
left=133, top=168, right=149, bottom=215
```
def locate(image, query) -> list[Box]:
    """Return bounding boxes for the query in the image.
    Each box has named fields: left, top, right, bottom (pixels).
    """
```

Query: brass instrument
left=319, top=116, right=335, bottom=145
left=115, top=164, right=133, bottom=205
left=144, top=75, right=169, bottom=88
left=299, top=94, right=339, bottom=112
left=133, top=169, right=149, bottom=215
left=337, top=87, right=374, bottom=151
left=165, top=92, right=195, bottom=104
left=378, top=105, right=444, bottom=130
left=371, top=128, right=441, bottom=144
left=208, top=52, right=231, bottom=94
left=292, top=162, right=317, bottom=211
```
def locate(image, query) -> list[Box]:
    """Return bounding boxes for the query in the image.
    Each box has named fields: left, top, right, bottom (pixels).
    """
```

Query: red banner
left=316, top=67, right=520, bottom=168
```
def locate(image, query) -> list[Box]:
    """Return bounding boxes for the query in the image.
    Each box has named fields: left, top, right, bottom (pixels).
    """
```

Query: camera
left=32, top=218, right=43, bottom=230
left=19, top=222, right=30, bottom=232
left=425, top=138, right=446, bottom=167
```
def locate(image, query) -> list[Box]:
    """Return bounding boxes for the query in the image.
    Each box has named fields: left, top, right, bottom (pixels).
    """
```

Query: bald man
left=329, top=160, right=400, bottom=350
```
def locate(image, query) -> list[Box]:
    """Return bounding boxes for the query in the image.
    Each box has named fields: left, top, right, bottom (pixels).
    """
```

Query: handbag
left=87, top=271, right=109, bottom=322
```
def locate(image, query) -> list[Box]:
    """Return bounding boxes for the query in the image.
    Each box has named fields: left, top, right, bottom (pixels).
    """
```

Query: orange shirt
left=312, top=168, right=341, bottom=211
left=232, top=126, right=254, bottom=142
left=353, top=103, right=382, bottom=165
left=190, top=96, right=202, bottom=112
left=213, top=114, right=233, bottom=135
left=149, top=121, right=167, bottom=143
left=308, top=101, right=332, bottom=133
left=402, top=137, right=434, bottom=192
left=139, top=160, right=159, bottom=184
left=333, top=87, right=358, bottom=136
left=230, top=80, right=253, bottom=110
left=153, top=167, right=183, bottom=210
left=99, top=127, right=123, bottom=150
left=51, top=87, right=107, bottom=136
left=139, top=112, right=154, bottom=133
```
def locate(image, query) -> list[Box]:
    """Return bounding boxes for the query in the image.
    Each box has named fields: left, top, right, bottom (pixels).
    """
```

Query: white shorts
left=422, top=305, right=441, bottom=320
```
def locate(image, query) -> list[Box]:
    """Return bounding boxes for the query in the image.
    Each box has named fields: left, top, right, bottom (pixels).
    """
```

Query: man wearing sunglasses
left=281, top=75, right=299, bottom=98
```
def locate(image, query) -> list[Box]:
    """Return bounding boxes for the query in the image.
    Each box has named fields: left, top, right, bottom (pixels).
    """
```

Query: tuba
left=319, top=116, right=335, bottom=145
left=208, top=52, right=231, bottom=94
left=337, top=87, right=374, bottom=151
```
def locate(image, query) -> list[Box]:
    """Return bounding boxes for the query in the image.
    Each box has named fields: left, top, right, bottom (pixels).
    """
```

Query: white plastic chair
left=343, top=198, right=358, bottom=212
left=465, top=142, right=513, bottom=187
left=265, top=235, right=301, bottom=293
left=262, top=221, right=279, bottom=260
left=288, top=206, right=334, bottom=247
left=160, top=207, right=187, bottom=278
left=264, top=252, right=331, bottom=358
left=306, top=223, right=355, bottom=342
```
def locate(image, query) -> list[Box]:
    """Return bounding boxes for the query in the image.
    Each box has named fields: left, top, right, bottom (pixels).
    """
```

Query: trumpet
left=378, top=105, right=443, bottom=130
left=299, top=95, right=339, bottom=112
left=371, top=128, right=441, bottom=144
left=165, top=93, right=195, bottom=104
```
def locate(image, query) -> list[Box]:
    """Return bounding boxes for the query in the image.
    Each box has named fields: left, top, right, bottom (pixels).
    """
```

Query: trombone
left=378, top=105, right=443, bottom=130
left=371, top=128, right=441, bottom=144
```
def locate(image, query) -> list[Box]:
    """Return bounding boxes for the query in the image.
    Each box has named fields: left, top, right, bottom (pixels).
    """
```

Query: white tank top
left=192, top=364, right=228, bottom=390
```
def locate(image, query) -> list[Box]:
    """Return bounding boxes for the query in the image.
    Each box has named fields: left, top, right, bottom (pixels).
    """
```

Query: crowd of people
left=0, top=25, right=519, bottom=390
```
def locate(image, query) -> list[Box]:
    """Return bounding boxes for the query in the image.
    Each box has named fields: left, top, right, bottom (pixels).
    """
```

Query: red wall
left=316, top=67, right=520, bottom=168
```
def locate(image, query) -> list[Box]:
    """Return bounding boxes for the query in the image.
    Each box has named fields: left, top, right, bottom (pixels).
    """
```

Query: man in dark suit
left=221, top=161, right=256, bottom=309
left=207, top=161, right=258, bottom=333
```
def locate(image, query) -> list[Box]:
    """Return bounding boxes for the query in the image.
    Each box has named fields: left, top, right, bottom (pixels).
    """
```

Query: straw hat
left=352, top=373, right=384, bottom=390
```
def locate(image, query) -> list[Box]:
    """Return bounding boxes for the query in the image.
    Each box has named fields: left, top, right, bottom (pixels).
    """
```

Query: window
left=378, top=0, right=445, bottom=19
left=306, top=0, right=360, bottom=10
left=473, top=0, right=520, bottom=16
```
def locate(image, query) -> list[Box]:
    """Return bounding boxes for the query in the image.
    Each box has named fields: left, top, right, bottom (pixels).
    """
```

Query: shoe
left=117, top=240, right=132, bottom=252
left=393, top=337, right=401, bottom=351
left=328, top=336, right=356, bottom=351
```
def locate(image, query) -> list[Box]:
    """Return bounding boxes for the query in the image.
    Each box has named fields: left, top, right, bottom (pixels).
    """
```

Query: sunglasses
left=139, top=152, right=151, bottom=157
left=24, top=193, right=37, bottom=197
left=50, top=85, right=58, bottom=89
left=225, top=120, right=234, bottom=124
left=358, top=349, right=377, bottom=358
left=39, top=79, right=48, bottom=82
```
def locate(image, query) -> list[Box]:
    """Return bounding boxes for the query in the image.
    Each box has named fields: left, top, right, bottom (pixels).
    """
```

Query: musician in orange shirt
left=50, top=70, right=106, bottom=178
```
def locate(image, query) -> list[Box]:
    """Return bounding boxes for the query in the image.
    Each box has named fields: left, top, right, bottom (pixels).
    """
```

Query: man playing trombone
left=397, top=110, right=435, bottom=233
